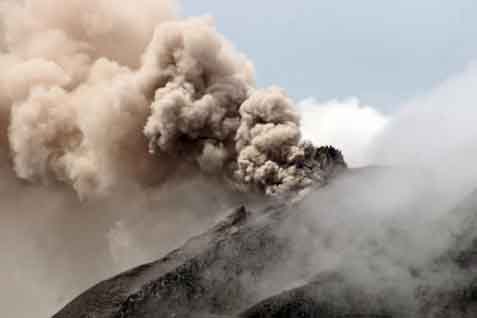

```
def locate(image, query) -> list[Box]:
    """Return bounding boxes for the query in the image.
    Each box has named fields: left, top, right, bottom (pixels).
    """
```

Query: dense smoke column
left=141, top=20, right=314, bottom=194
left=0, top=2, right=324, bottom=198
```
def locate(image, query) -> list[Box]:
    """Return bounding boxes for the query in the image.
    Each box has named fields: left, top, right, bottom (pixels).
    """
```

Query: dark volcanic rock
left=53, top=202, right=307, bottom=318
left=53, top=146, right=346, bottom=318
left=240, top=272, right=396, bottom=318
left=52, top=149, right=477, bottom=318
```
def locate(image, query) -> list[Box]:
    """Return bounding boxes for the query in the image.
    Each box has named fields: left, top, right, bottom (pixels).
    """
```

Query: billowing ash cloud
left=0, top=0, right=314, bottom=198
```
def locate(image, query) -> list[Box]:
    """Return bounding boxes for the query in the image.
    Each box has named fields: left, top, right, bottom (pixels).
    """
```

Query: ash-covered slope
left=415, top=190, right=477, bottom=318
left=52, top=146, right=346, bottom=318
left=240, top=179, right=477, bottom=318
left=53, top=150, right=477, bottom=318
left=239, top=272, right=395, bottom=318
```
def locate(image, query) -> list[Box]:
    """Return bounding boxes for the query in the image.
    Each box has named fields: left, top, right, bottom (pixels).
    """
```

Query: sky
left=181, top=0, right=477, bottom=112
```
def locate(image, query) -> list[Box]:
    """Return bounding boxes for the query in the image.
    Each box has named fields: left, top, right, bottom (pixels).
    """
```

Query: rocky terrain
left=52, top=146, right=477, bottom=318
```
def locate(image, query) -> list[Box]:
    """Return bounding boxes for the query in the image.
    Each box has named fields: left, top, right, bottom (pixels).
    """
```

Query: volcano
left=53, top=147, right=477, bottom=318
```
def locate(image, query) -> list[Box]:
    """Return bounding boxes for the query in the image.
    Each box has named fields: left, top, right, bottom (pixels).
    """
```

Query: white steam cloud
left=258, top=62, right=477, bottom=316
left=299, top=63, right=477, bottom=198
left=299, top=98, right=389, bottom=167
left=300, top=61, right=477, bottom=194
left=291, top=61, right=477, bottom=312
left=372, top=62, right=477, bottom=194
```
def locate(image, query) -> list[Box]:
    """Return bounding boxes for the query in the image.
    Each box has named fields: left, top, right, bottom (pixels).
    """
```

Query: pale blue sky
left=182, top=1, right=477, bottom=111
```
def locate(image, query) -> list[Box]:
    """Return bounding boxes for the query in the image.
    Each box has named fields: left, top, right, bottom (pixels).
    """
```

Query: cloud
left=280, top=63, right=477, bottom=316
left=299, top=61, right=477, bottom=197
left=298, top=98, right=389, bottom=167
left=371, top=61, right=477, bottom=194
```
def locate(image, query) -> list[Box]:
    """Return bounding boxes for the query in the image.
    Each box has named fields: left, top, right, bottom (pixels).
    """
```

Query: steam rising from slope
left=372, top=62, right=477, bottom=195
left=291, top=62, right=477, bottom=315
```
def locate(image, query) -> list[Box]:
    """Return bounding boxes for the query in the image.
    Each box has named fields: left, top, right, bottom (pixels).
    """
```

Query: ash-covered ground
left=53, top=150, right=477, bottom=318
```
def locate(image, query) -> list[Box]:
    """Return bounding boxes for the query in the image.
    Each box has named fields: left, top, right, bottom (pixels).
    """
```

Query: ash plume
left=0, top=1, right=336, bottom=317
left=0, top=0, right=316, bottom=198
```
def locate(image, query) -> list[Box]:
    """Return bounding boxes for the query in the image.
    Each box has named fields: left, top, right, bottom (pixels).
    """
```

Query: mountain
left=52, top=147, right=477, bottom=318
